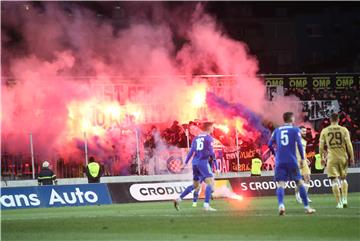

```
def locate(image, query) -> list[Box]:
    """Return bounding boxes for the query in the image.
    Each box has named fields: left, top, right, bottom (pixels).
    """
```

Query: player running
left=268, top=112, right=316, bottom=216
left=319, top=113, right=354, bottom=208
left=294, top=126, right=312, bottom=204
left=192, top=156, right=217, bottom=207
left=174, top=121, right=218, bottom=211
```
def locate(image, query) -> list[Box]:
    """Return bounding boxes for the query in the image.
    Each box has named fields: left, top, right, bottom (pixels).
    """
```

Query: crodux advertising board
left=2, top=173, right=359, bottom=208
left=229, top=173, right=360, bottom=197
left=107, top=181, right=194, bottom=203
left=107, top=173, right=360, bottom=203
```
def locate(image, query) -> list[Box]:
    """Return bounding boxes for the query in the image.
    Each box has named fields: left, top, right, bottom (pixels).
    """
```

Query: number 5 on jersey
left=280, top=130, right=289, bottom=146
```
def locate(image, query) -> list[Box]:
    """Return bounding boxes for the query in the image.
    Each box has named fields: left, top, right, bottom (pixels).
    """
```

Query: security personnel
left=85, top=156, right=103, bottom=183
left=251, top=153, right=262, bottom=176
left=38, top=161, right=57, bottom=185
left=314, top=153, right=324, bottom=171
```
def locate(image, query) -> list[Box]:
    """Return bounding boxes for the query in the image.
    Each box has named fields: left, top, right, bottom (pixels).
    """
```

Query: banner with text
left=229, top=173, right=360, bottom=197
left=107, top=173, right=360, bottom=203
left=223, top=146, right=261, bottom=172
left=264, top=74, right=360, bottom=90
left=0, top=184, right=112, bottom=209
left=301, top=100, right=340, bottom=120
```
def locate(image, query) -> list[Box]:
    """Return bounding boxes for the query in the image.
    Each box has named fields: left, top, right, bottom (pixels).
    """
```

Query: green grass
left=2, top=193, right=360, bottom=241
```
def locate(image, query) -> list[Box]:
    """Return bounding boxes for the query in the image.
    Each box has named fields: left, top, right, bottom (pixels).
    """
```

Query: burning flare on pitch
left=213, top=183, right=243, bottom=201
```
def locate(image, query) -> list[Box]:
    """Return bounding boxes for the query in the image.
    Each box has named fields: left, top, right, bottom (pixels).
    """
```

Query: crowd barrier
left=2, top=173, right=359, bottom=210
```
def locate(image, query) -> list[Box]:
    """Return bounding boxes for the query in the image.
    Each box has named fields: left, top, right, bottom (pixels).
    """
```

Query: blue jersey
left=185, top=133, right=216, bottom=166
left=268, top=124, right=305, bottom=165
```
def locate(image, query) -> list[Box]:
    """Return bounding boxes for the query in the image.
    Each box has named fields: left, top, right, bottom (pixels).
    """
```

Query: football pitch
left=2, top=193, right=360, bottom=241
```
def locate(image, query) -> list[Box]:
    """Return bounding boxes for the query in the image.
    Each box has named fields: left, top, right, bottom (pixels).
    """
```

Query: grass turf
left=2, top=193, right=360, bottom=241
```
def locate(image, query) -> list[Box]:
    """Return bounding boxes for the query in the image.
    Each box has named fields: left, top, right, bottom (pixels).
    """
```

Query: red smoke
left=1, top=3, right=299, bottom=172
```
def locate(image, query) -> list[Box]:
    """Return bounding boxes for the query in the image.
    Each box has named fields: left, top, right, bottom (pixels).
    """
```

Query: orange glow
left=227, top=193, right=252, bottom=211
left=235, top=118, right=246, bottom=135
left=67, top=100, right=144, bottom=138
left=228, top=193, right=243, bottom=201
left=192, top=91, right=205, bottom=107
left=67, top=99, right=97, bottom=135
left=104, top=103, right=121, bottom=117
left=81, top=119, right=91, bottom=131
left=125, top=103, right=143, bottom=123
left=191, top=84, right=207, bottom=108
left=131, top=110, right=142, bottom=122
left=215, top=124, right=229, bottom=134
left=65, top=82, right=264, bottom=144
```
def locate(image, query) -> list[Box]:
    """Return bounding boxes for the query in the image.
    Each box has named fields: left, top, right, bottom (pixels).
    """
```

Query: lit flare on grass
left=228, top=193, right=243, bottom=201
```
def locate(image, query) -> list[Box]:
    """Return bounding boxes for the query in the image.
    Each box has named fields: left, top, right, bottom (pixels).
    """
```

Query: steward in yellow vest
left=86, top=156, right=103, bottom=183
left=251, top=154, right=262, bottom=176
left=314, top=153, right=324, bottom=171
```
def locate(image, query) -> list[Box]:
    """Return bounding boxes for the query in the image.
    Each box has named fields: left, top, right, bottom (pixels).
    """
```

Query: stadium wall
left=1, top=172, right=360, bottom=209
left=2, top=168, right=360, bottom=187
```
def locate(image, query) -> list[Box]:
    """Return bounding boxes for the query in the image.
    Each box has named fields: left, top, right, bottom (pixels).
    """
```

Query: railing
left=1, top=153, right=37, bottom=181
left=2, top=141, right=360, bottom=180
left=1, top=156, right=85, bottom=181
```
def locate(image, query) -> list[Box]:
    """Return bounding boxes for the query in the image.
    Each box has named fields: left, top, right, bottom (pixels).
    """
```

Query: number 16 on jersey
left=196, top=138, right=204, bottom=150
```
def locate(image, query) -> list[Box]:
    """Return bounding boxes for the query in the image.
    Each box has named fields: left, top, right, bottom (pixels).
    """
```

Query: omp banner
left=229, top=173, right=360, bottom=197
left=0, top=184, right=112, bottom=209
left=264, top=74, right=360, bottom=90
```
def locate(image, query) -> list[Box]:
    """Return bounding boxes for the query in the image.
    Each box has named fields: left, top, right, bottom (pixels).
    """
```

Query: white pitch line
left=2, top=212, right=360, bottom=221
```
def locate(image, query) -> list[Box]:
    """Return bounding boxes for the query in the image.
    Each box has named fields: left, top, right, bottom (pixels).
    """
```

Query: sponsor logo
left=0, top=193, right=41, bottom=208
left=239, top=178, right=332, bottom=191
left=130, top=182, right=192, bottom=201
left=1, top=188, right=99, bottom=208
left=1, top=184, right=111, bottom=209
left=48, top=188, right=98, bottom=205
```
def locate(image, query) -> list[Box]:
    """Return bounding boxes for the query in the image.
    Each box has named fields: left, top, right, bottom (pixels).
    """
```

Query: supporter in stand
left=284, top=86, right=359, bottom=141
left=144, top=126, right=157, bottom=154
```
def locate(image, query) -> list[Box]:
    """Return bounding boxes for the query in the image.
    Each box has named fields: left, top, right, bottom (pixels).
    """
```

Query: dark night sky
left=3, top=1, right=360, bottom=73
left=72, top=1, right=360, bottom=73
left=73, top=1, right=360, bottom=20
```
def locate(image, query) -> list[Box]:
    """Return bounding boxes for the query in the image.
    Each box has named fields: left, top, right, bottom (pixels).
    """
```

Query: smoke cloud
left=206, top=92, right=270, bottom=144
left=1, top=2, right=299, bottom=173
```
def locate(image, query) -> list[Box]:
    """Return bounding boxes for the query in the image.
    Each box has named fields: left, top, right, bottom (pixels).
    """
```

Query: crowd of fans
left=143, top=121, right=195, bottom=151
left=161, top=121, right=188, bottom=148
left=143, top=120, right=259, bottom=155
left=284, top=86, right=360, bottom=141
left=2, top=87, right=359, bottom=179
left=141, top=86, right=359, bottom=170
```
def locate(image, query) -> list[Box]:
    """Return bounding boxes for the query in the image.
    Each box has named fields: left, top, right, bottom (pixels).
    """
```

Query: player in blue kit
left=268, top=112, right=316, bottom=215
left=191, top=156, right=217, bottom=207
left=174, top=121, right=219, bottom=211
